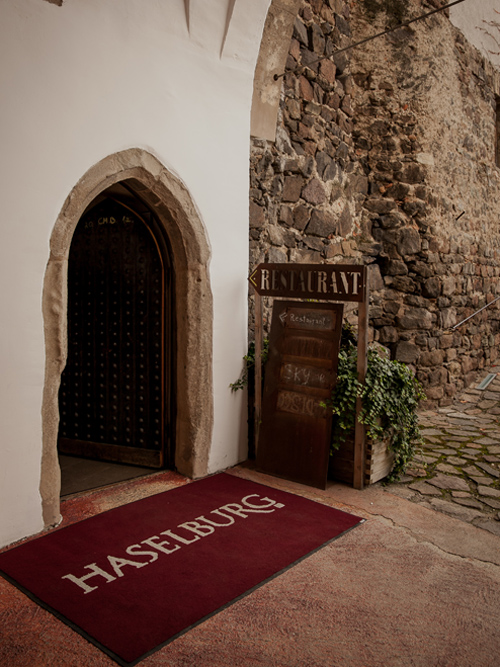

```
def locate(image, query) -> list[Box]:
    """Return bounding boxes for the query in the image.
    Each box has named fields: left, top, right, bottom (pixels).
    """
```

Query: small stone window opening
left=496, top=97, right=500, bottom=168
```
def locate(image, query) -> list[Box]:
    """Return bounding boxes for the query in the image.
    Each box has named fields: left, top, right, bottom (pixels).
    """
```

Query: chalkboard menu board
left=257, top=300, right=344, bottom=489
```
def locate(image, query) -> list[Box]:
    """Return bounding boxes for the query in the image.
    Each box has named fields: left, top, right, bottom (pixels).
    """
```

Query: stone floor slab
left=426, top=498, right=484, bottom=522
left=453, top=497, right=484, bottom=509
left=386, top=366, right=500, bottom=530
left=385, top=486, right=415, bottom=501
left=447, top=456, right=469, bottom=465
left=477, top=400, right=497, bottom=409
left=415, top=455, right=439, bottom=464
left=448, top=413, right=478, bottom=420
left=470, top=476, right=493, bottom=486
left=473, top=519, right=500, bottom=537
left=477, top=437, right=500, bottom=445
left=476, top=462, right=500, bottom=478
left=436, top=463, right=460, bottom=474
left=483, top=391, right=500, bottom=400
left=482, top=498, right=500, bottom=509
left=427, top=474, right=470, bottom=492
left=477, top=486, right=500, bottom=498
left=408, top=481, right=441, bottom=496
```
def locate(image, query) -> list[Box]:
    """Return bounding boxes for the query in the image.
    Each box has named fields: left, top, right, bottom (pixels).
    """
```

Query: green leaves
left=230, top=339, right=269, bottom=392
left=325, top=345, right=426, bottom=480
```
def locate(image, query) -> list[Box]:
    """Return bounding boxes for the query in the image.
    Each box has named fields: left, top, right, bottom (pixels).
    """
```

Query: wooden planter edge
left=328, top=434, right=395, bottom=487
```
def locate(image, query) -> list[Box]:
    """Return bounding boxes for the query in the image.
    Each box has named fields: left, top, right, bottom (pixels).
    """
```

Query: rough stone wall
left=250, top=0, right=366, bottom=327
left=349, top=0, right=500, bottom=405
left=250, top=0, right=500, bottom=407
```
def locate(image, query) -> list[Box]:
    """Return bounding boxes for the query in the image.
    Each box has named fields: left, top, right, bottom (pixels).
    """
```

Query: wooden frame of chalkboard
left=249, top=263, right=369, bottom=490
left=256, top=301, right=344, bottom=489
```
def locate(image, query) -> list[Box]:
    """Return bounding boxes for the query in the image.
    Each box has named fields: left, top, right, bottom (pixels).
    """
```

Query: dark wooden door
left=58, top=197, right=174, bottom=468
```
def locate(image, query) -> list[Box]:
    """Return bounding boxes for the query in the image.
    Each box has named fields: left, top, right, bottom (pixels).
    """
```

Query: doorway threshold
left=59, top=455, right=154, bottom=497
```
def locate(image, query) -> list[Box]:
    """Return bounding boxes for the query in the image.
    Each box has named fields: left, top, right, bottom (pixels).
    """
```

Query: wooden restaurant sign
left=248, top=263, right=365, bottom=302
left=249, top=262, right=369, bottom=491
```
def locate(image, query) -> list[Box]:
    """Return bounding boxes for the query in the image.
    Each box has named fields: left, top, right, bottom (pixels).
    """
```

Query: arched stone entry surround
left=40, top=149, right=213, bottom=528
left=251, top=0, right=302, bottom=141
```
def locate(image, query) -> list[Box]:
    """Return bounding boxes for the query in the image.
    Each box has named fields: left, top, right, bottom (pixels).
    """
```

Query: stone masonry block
left=439, top=308, right=457, bottom=330
left=306, top=209, right=336, bottom=236
left=250, top=201, right=266, bottom=229
left=439, top=333, right=454, bottom=349
left=397, top=307, right=433, bottom=330
left=397, top=227, right=421, bottom=255
left=301, top=178, right=326, bottom=204
left=395, top=341, right=420, bottom=363
left=379, top=326, right=399, bottom=343
left=293, top=205, right=310, bottom=231
left=282, top=176, right=304, bottom=202
left=279, top=205, right=294, bottom=226
left=319, top=59, right=336, bottom=84
left=420, top=349, right=446, bottom=366
left=299, top=75, right=314, bottom=102
left=422, top=277, right=441, bottom=298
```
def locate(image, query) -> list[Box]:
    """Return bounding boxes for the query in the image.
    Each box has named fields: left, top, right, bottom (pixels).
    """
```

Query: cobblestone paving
left=385, top=371, right=500, bottom=537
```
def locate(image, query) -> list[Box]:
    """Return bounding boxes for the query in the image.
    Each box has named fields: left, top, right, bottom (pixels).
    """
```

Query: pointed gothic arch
left=40, top=149, right=213, bottom=528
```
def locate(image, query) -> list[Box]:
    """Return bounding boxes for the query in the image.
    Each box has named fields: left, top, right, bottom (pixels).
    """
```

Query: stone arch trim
left=40, top=149, right=214, bottom=527
left=251, top=0, right=302, bottom=141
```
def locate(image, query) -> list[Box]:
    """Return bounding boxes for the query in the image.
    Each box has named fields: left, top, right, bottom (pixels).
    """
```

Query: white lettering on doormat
left=61, top=493, right=285, bottom=594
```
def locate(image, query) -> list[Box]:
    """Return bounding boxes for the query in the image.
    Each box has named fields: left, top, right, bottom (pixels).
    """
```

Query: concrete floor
left=1, top=464, right=500, bottom=667
left=59, top=455, right=153, bottom=497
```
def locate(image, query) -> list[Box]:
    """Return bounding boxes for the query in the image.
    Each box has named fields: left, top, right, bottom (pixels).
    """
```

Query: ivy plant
left=323, top=343, right=426, bottom=481
left=232, top=326, right=425, bottom=482
left=230, top=339, right=269, bottom=392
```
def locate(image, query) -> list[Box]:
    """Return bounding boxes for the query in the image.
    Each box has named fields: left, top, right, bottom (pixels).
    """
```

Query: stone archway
left=251, top=0, right=302, bottom=141
left=40, top=149, right=213, bottom=528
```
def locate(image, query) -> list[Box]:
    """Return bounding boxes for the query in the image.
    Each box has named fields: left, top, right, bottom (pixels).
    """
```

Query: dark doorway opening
left=58, top=182, right=175, bottom=494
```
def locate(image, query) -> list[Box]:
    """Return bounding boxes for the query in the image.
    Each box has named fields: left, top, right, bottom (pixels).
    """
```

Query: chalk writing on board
left=281, top=363, right=332, bottom=389
left=281, top=336, right=335, bottom=361
left=279, top=308, right=334, bottom=331
left=276, top=390, right=327, bottom=418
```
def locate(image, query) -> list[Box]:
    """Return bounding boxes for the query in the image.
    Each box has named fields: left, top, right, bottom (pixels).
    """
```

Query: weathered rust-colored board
left=257, top=301, right=343, bottom=489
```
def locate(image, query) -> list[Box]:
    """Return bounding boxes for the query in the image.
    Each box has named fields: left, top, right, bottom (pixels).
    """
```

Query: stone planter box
left=328, top=433, right=395, bottom=486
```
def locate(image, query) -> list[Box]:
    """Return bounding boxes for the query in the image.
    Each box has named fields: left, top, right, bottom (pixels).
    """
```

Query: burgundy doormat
left=0, top=473, right=363, bottom=666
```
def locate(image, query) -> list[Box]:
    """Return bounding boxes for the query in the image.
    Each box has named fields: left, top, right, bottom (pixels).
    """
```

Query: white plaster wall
left=450, top=1, right=500, bottom=70
left=0, top=0, right=271, bottom=547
